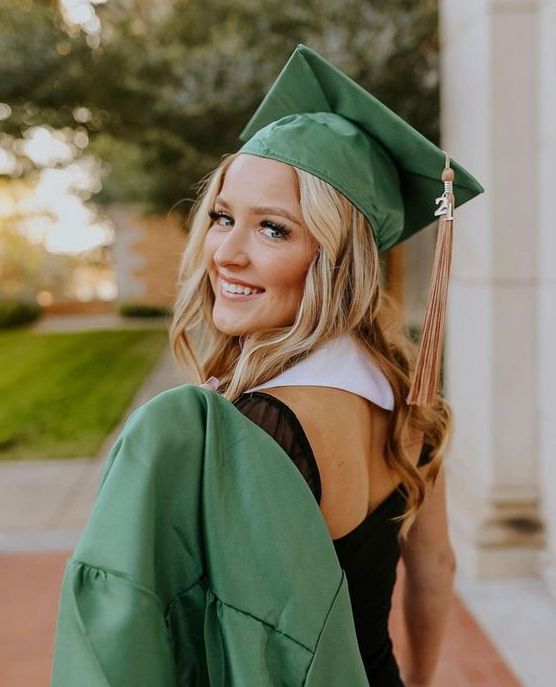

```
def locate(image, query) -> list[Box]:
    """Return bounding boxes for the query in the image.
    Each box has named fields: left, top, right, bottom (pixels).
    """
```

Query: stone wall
left=110, top=204, right=188, bottom=308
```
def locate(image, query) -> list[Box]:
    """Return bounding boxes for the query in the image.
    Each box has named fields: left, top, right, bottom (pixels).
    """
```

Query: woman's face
left=203, top=154, right=319, bottom=336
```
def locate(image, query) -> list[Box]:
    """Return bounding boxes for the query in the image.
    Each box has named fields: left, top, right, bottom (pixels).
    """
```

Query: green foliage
left=0, top=300, right=42, bottom=328
left=0, top=0, right=91, bottom=136
left=119, top=302, right=170, bottom=318
left=1, top=0, right=439, bottom=216
left=0, top=328, right=168, bottom=460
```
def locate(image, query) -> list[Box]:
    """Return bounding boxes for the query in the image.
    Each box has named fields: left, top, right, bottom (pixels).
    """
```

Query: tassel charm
left=434, top=170, right=454, bottom=221
left=406, top=154, right=456, bottom=406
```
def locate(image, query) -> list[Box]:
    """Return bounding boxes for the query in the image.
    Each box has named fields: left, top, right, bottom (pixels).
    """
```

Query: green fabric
left=239, top=43, right=484, bottom=251
left=51, top=385, right=370, bottom=686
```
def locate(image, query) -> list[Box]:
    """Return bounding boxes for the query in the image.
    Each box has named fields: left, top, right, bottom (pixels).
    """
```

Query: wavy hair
left=170, top=152, right=453, bottom=539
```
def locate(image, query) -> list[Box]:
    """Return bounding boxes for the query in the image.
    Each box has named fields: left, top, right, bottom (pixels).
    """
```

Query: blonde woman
left=171, top=45, right=483, bottom=687
left=51, top=44, right=483, bottom=687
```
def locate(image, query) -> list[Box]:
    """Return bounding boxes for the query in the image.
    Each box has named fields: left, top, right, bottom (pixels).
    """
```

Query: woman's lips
left=217, top=273, right=264, bottom=291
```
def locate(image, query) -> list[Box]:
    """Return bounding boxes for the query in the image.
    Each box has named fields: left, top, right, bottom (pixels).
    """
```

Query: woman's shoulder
left=233, top=390, right=319, bottom=459
left=257, top=385, right=384, bottom=445
left=236, top=386, right=376, bottom=496
left=233, top=390, right=322, bottom=503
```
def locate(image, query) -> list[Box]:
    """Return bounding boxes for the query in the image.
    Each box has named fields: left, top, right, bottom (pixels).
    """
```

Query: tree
left=0, top=0, right=439, bottom=216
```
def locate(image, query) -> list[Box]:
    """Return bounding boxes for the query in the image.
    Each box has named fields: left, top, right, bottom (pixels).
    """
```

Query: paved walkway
left=0, top=346, right=186, bottom=554
left=31, top=312, right=169, bottom=332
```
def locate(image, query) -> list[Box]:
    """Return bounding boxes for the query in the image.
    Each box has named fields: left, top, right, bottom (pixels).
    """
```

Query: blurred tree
left=0, top=178, right=47, bottom=299
left=0, top=178, right=83, bottom=301
left=0, top=0, right=439, bottom=217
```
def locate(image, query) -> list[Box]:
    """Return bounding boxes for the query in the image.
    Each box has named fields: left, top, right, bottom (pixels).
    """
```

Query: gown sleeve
left=233, top=391, right=322, bottom=504
left=50, top=405, right=180, bottom=687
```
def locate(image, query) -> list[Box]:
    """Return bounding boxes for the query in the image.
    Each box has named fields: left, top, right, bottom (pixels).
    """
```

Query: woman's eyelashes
left=208, top=209, right=291, bottom=241
left=208, top=209, right=233, bottom=227
left=260, top=220, right=291, bottom=241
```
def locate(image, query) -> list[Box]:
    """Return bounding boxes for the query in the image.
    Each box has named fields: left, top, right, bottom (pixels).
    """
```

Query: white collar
left=244, top=334, right=394, bottom=410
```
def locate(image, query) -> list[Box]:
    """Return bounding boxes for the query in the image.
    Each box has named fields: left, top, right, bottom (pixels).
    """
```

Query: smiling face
left=203, top=154, right=319, bottom=336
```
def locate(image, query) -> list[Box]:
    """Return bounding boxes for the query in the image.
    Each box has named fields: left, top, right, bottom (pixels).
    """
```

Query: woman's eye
left=208, top=210, right=289, bottom=240
left=208, top=209, right=233, bottom=227
left=260, top=221, right=290, bottom=241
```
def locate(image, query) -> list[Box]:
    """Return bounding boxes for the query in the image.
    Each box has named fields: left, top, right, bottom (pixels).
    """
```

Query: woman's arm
left=399, top=463, right=456, bottom=687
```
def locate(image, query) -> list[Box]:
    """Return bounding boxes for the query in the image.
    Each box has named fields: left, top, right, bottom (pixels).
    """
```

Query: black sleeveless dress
left=233, top=391, right=434, bottom=687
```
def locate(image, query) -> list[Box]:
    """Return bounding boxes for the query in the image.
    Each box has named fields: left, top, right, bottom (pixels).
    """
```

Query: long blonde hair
left=170, top=152, right=453, bottom=539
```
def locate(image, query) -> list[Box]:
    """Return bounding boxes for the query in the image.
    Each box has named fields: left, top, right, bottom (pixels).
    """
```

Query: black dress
left=233, top=391, right=433, bottom=687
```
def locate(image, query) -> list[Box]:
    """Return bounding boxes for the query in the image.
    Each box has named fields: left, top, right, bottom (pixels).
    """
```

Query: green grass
left=0, top=328, right=168, bottom=461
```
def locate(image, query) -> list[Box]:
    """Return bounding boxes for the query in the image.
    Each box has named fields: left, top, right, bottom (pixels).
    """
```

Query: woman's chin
left=211, top=301, right=295, bottom=336
left=214, top=324, right=250, bottom=336
left=212, top=312, right=257, bottom=337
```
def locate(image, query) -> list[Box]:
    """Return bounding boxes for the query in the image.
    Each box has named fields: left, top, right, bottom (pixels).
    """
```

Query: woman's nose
left=213, top=225, right=250, bottom=267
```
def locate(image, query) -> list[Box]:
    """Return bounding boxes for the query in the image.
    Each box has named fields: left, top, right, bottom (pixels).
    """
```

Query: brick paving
left=390, top=565, right=523, bottom=687
left=1, top=553, right=523, bottom=687
left=0, top=553, right=66, bottom=687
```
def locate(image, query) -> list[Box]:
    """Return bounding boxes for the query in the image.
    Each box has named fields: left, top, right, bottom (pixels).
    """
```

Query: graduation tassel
left=406, top=155, right=455, bottom=407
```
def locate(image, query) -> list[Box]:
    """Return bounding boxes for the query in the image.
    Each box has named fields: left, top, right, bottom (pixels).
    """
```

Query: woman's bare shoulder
left=255, top=385, right=373, bottom=412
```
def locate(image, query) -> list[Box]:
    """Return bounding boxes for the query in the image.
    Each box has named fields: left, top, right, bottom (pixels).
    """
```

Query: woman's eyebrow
left=215, top=196, right=301, bottom=226
left=253, top=206, right=301, bottom=226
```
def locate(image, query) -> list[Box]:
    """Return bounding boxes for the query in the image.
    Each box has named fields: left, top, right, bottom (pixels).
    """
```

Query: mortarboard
left=237, top=44, right=484, bottom=406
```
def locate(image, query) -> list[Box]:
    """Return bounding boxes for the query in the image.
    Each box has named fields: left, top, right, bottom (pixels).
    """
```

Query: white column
left=537, top=0, right=556, bottom=596
left=441, top=0, right=544, bottom=576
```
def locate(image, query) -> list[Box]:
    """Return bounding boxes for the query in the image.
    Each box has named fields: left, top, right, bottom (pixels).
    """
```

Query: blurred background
left=0, top=1, right=554, bottom=685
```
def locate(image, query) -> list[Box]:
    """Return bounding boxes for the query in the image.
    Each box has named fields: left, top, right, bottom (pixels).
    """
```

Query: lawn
left=0, top=328, right=169, bottom=461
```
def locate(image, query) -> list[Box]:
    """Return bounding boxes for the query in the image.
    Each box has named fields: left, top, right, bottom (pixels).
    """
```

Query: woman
left=170, top=44, right=483, bottom=686
left=51, top=44, right=483, bottom=687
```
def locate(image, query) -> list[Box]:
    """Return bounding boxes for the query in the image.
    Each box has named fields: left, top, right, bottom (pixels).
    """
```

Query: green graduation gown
left=50, top=384, right=370, bottom=686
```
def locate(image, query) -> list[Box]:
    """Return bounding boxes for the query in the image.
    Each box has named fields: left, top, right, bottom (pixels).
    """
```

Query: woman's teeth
left=221, top=279, right=263, bottom=295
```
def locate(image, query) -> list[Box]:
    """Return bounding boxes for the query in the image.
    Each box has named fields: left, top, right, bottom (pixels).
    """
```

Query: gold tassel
left=406, top=158, right=455, bottom=407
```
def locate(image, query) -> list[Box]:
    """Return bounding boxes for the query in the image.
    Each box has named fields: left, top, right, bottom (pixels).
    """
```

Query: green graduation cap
left=238, top=43, right=483, bottom=252
left=237, top=43, right=484, bottom=407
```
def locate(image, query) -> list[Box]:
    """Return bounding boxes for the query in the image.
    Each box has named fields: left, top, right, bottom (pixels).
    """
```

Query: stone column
left=537, top=0, right=556, bottom=596
left=109, top=204, right=147, bottom=303
left=440, top=0, right=544, bottom=576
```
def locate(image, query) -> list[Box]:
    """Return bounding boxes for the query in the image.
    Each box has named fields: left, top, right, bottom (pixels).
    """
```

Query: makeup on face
left=202, top=154, right=318, bottom=336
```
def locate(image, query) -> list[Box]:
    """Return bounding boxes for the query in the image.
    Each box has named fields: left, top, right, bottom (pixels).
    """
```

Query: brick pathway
left=390, top=566, right=522, bottom=687
left=0, top=553, right=66, bottom=687
left=1, top=553, right=522, bottom=687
